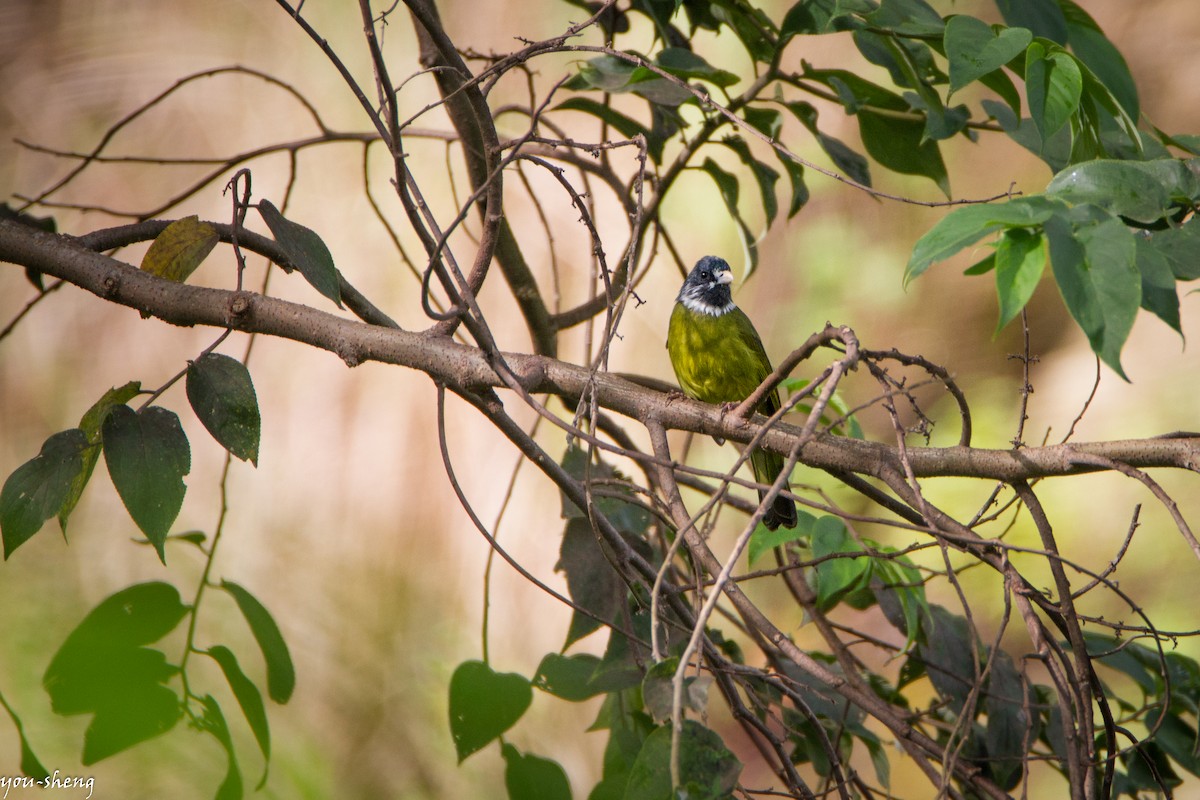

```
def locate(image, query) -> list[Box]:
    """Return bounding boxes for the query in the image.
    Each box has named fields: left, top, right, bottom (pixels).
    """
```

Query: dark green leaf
left=186, top=353, right=261, bottom=464
left=742, top=106, right=782, bottom=140
left=1045, top=211, right=1139, bottom=378
left=720, top=136, right=780, bottom=226
left=655, top=48, right=738, bottom=87
left=1146, top=708, right=1200, bottom=777
left=220, top=581, right=295, bottom=703
left=780, top=0, right=873, bottom=36
left=557, top=518, right=623, bottom=647
left=996, top=0, right=1066, bottom=44
left=0, top=689, right=50, bottom=781
left=906, top=196, right=1062, bottom=283
left=43, top=583, right=187, bottom=764
left=700, top=157, right=759, bottom=277
left=59, top=381, right=141, bottom=533
left=1060, top=0, right=1138, bottom=119
left=779, top=655, right=864, bottom=723
left=1136, top=235, right=1182, bottom=335
left=1081, top=632, right=1157, bottom=695
left=102, top=405, right=190, bottom=562
left=916, top=605, right=977, bottom=716
left=782, top=101, right=871, bottom=187
left=1025, top=43, right=1082, bottom=145
left=944, top=17, right=1031, bottom=96
left=624, top=721, right=741, bottom=800
left=994, top=227, right=1047, bottom=333
left=984, top=650, right=1028, bottom=790
left=853, top=30, right=943, bottom=92
left=1, top=429, right=87, bottom=558
left=554, top=97, right=652, bottom=153
left=533, top=653, right=604, bottom=702
left=748, top=508, right=816, bottom=565
left=1146, top=218, right=1200, bottom=281
left=258, top=199, right=343, bottom=308
left=449, top=660, right=532, bottom=763
left=857, top=109, right=949, bottom=196
left=140, top=216, right=219, bottom=283
left=205, top=646, right=270, bottom=769
left=199, top=695, right=244, bottom=800
left=864, top=0, right=943, bottom=36
left=502, top=744, right=572, bottom=800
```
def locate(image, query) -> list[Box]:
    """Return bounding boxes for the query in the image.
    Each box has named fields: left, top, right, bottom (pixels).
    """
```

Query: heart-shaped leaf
left=186, top=353, right=261, bottom=464
left=102, top=405, right=190, bottom=562
left=448, top=660, right=531, bottom=763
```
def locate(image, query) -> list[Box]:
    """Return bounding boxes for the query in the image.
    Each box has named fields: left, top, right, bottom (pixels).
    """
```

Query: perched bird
left=666, top=256, right=798, bottom=530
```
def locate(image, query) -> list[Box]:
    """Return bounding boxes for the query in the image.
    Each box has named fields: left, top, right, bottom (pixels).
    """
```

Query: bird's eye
left=699, top=270, right=710, bottom=280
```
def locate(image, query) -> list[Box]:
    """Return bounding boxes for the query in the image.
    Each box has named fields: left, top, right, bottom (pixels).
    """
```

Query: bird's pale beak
left=716, top=269, right=733, bottom=285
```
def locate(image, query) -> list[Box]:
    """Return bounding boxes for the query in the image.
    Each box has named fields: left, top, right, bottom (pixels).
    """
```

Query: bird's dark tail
left=750, top=448, right=798, bottom=530
left=760, top=488, right=798, bottom=531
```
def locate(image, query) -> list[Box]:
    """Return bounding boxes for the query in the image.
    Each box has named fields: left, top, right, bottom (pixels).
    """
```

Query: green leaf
left=449, top=660, right=532, bottom=763
left=1046, top=159, right=1181, bottom=225
left=102, top=405, right=190, bottom=562
left=782, top=101, right=871, bottom=187
left=140, top=215, right=219, bottom=283
left=864, top=0, right=943, bottom=36
left=43, top=582, right=186, bottom=764
left=872, top=555, right=927, bottom=652
left=1135, top=236, right=1182, bottom=335
left=780, top=0, right=873, bottom=36
left=220, top=581, right=295, bottom=703
left=811, top=515, right=869, bottom=611
left=205, top=646, right=270, bottom=774
left=623, top=721, right=741, bottom=800
left=1146, top=708, right=1200, bottom=778
left=857, top=109, right=949, bottom=196
left=502, top=744, right=572, bottom=800
left=199, top=695, right=244, bottom=800
left=1145, top=217, right=1200, bottom=281
left=984, top=650, right=1028, bottom=790
left=655, top=48, right=738, bottom=88
left=641, top=658, right=710, bottom=724
left=994, top=228, right=1047, bottom=333
left=905, top=196, right=1062, bottom=283
left=533, top=653, right=604, bottom=702
left=748, top=508, right=816, bottom=565
left=0, top=689, right=50, bottom=782
left=59, top=381, right=141, bottom=534
left=916, top=605, right=977, bottom=717
left=1, top=428, right=87, bottom=558
left=1025, top=43, right=1082, bottom=145
left=557, top=518, right=623, bottom=647
left=186, top=353, right=261, bottom=465
left=720, top=136, right=780, bottom=226
left=258, top=200, right=343, bottom=309
left=1045, top=211, right=1139, bottom=379
left=700, top=157, right=759, bottom=278
left=996, top=0, right=1066, bottom=44
left=944, top=17, right=1032, bottom=96
left=554, top=97, right=656, bottom=160
left=1059, top=0, right=1138, bottom=119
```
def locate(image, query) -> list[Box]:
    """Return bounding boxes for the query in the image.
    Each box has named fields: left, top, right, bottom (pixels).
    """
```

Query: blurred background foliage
left=0, top=0, right=1198, bottom=797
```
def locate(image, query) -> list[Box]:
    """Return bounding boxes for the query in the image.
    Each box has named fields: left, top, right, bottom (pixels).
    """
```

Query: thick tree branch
left=4, top=219, right=1200, bottom=486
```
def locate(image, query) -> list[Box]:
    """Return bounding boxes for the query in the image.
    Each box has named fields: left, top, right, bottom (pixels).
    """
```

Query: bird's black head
left=677, top=256, right=735, bottom=316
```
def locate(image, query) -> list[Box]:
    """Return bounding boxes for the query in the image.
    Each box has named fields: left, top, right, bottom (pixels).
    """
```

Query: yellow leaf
left=140, top=216, right=219, bottom=283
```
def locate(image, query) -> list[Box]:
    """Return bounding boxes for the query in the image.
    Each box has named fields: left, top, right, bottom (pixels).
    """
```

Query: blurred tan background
left=1, top=1, right=1199, bottom=797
